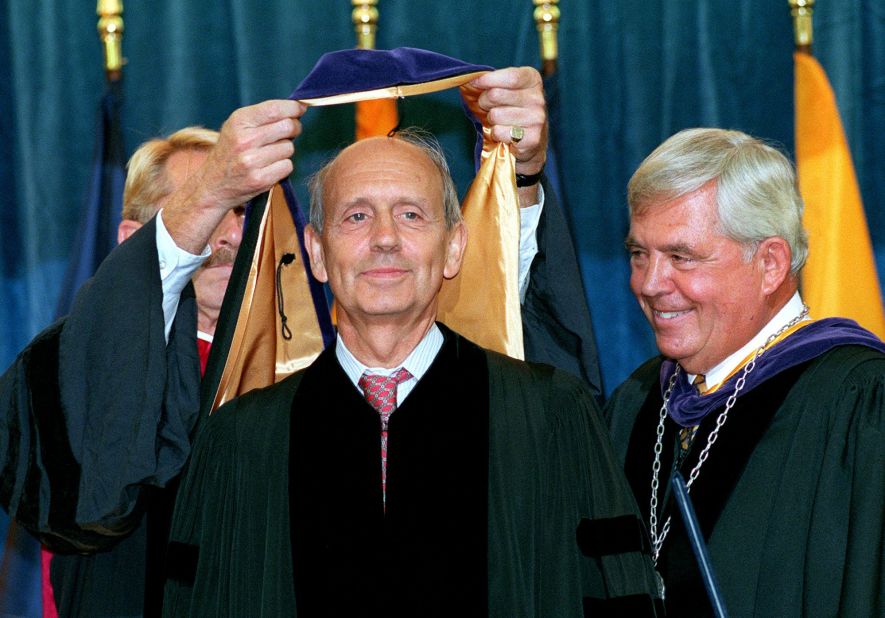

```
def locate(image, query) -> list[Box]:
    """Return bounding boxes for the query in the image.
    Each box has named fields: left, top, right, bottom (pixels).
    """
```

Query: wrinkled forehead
left=323, top=138, right=444, bottom=209
left=628, top=184, right=724, bottom=246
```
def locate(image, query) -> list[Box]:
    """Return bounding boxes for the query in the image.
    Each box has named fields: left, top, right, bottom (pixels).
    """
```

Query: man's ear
left=117, top=219, right=143, bottom=245
left=443, top=221, right=468, bottom=280
left=304, top=224, right=328, bottom=283
left=758, top=237, right=792, bottom=295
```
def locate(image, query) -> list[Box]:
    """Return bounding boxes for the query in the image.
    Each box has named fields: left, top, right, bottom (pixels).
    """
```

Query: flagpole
left=352, top=0, right=379, bottom=50
left=533, top=0, right=559, bottom=77
left=97, top=0, right=124, bottom=82
left=351, top=0, right=398, bottom=142
left=788, top=0, right=813, bottom=54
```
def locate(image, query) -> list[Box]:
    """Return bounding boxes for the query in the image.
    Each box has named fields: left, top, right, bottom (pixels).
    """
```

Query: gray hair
left=308, top=127, right=462, bottom=232
left=628, top=128, right=808, bottom=274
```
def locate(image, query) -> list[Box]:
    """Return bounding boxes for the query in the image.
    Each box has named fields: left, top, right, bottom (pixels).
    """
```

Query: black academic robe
left=0, top=180, right=599, bottom=616
left=522, top=178, right=603, bottom=401
left=0, top=218, right=201, bottom=616
left=605, top=346, right=885, bottom=617
left=163, top=326, right=659, bottom=617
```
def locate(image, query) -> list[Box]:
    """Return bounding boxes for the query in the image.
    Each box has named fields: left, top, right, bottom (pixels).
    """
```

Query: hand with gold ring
left=466, top=67, right=548, bottom=184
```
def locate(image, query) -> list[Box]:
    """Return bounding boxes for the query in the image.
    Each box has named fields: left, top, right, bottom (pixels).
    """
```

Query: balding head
left=302, top=130, right=467, bottom=362
left=308, top=128, right=461, bottom=233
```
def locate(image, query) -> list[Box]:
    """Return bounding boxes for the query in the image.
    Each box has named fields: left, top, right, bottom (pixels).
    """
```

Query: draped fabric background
left=2, top=1, right=883, bottom=396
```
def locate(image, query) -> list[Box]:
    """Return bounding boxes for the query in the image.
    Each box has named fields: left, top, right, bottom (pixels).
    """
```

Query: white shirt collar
left=688, top=291, right=808, bottom=389
left=335, top=323, right=444, bottom=390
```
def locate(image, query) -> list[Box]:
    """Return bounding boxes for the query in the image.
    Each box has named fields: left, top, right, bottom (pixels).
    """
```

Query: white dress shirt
left=518, top=184, right=544, bottom=302
left=335, top=323, right=444, bottom=405
left=155, top=209, right=209, bottom=342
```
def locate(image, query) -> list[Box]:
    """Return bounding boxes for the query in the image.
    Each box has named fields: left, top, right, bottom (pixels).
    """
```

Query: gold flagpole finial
left=788, top=0, right=814, bottom=53
left=97, top=0, right=124, bottom=81
left=352, top=0, right=379, bottom=50
left=533, top=0, right=560, bottom=76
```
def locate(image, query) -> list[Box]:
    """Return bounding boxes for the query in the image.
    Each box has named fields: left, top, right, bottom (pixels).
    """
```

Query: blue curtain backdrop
left=2, top=1, right=883, bottom=395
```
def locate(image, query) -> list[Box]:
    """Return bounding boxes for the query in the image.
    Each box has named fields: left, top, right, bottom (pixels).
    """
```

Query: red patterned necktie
left=358, top=367, right=413, bottom=509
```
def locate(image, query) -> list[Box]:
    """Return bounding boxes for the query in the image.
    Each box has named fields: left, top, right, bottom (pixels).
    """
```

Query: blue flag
left=0, top=81, right=126, bottom=618
left=56, top=81, right=126, bottom=316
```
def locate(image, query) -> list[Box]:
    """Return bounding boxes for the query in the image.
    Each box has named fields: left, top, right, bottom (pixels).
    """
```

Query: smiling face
left=305, top=137, right=466, bottom=333
left=627, top=182, right=780, bottom=374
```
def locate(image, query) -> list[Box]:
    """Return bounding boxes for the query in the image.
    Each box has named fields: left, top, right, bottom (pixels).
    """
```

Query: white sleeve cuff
left=155, top=209, right=210, bottom=341
left=518, top=184, right=544, bottom=303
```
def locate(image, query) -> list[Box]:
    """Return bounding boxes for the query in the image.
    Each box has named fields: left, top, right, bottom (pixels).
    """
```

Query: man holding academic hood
left=162, top=71, right=658, bottom=616
left=0, top=125, right=251, bottom=616
left=606, top=127, right=885, bottom=616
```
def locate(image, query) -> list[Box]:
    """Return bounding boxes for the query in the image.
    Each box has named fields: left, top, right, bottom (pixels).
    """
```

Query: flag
left=352, top=4, right=398, bottom=141
left=794, top=52, right=885, bottom=338
left=0, top=511, right=42, bottom=617
left=0, top=81, right=125, bottom=618
left=55, top=82, right=126, bottom=316
left=356, top=98, right=398, bottom=140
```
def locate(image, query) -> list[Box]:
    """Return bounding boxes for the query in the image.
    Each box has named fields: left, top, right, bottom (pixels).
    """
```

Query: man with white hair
left=607, top=128, right=885, bottom=616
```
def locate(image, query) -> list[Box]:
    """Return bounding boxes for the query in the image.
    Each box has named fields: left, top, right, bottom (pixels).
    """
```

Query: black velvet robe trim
left=1, top=318, right=158, bottom=555
left=17, top=322, right=86, bottom=550
left=624, top=361, right=811, bottom=613
left=288, top=325, right=489, bottom=616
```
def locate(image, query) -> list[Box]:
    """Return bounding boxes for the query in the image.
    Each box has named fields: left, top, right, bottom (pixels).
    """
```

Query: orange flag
left=794, top=52, right=885, bottom=338
left=356, top=98, right=398, bottom=140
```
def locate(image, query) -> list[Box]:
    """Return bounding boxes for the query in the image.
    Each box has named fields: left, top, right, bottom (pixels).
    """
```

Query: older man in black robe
left=607, top=128, right=885, bottom=616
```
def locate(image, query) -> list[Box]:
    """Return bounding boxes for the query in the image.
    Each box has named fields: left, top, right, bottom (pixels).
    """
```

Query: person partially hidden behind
left=162, top=127, right=660, bottom=616
left=0, top=125, right=250, bottom=617
left=606, top=127, right=885, bottom=616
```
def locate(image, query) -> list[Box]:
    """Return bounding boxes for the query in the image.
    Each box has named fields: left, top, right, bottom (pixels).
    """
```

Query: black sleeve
left=521, top=177, right=604, bottom=403
left=0, top=218, right=201, bottom=552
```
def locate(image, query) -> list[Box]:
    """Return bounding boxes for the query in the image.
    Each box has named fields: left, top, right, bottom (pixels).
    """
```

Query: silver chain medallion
left=647, top=305, right=809, bottom=597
